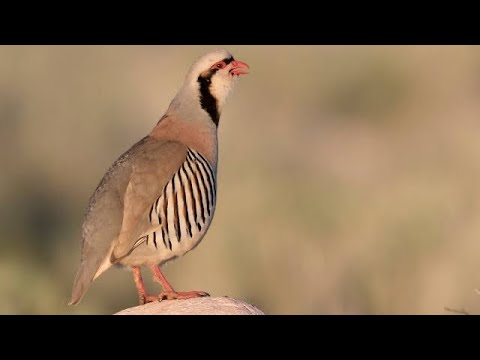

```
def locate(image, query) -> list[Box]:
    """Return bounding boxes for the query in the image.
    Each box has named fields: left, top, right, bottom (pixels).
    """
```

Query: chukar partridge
left=69, top=49, right=249, bottom=305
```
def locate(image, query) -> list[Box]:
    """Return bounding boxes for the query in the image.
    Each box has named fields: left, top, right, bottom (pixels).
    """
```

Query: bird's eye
left=213, top=62, right=225, bottom=70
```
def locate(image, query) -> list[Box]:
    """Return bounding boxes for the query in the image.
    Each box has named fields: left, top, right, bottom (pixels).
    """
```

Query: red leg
left=150, top=265, right=209, bottom=301
left=132, top=266, right=158, bottom=305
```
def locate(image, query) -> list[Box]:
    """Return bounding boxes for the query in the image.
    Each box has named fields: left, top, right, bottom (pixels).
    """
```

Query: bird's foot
left=139, top=294, right=161, bottom=305
left=157, top=290, right=210, bottom=301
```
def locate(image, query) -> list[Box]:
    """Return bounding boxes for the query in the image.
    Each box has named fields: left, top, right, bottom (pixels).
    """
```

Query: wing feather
left=69, top=136, right=187, bottom=305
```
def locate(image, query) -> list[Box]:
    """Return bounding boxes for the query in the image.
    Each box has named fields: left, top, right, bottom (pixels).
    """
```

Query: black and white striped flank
left=135, top=148, right=216, bottom=251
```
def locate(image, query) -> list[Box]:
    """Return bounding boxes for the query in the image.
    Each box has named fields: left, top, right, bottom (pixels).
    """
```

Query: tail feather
left=69, top=264, right=94, bottom=306
left=69, top=257, right=114, bottom=305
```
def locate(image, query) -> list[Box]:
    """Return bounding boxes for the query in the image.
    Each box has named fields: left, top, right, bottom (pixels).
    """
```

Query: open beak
left=230, top=60, right=250, bottom=76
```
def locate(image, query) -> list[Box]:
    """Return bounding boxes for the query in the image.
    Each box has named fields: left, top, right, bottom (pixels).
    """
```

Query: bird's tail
left=69, top=242, right=116, bottom=305
left=69, top=263, right=94, bottom=306
left=69, top=251, right=114, bottom=305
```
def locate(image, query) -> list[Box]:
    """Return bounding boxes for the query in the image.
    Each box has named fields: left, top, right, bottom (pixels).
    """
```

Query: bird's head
left=169, top=49, right=250, bottom=126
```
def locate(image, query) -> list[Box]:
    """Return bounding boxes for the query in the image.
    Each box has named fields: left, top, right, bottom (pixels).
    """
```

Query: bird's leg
left=150, top=265, right=210, bottom=301
left=132, top=266, right=159, bottom=305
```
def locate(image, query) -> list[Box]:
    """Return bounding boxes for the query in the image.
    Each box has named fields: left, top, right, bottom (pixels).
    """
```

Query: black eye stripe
left=213, top=57, right=234, bottom=70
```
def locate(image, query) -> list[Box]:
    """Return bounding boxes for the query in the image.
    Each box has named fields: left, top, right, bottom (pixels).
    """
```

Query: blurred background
left=1, top=45, right=480, bottom=314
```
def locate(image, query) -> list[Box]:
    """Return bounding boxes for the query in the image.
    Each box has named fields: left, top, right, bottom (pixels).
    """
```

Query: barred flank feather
left=136, top=149, right=216, bottom=251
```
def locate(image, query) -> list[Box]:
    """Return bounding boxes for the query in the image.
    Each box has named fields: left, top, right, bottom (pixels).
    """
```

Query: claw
left=158, top=290, right=210, bottom=301
left=139, top=294, right=161, bottom=305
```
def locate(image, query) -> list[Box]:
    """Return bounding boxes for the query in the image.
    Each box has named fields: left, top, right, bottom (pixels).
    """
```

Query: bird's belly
left=121, top=206, right=215, bottom=267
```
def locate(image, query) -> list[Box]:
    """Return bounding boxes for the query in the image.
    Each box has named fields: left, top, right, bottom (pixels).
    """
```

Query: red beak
left=230, top=60, right=250, bottom=76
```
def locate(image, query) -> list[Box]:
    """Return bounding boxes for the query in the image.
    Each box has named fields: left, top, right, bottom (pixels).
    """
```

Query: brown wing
left=69, top=136, right=187, bottom=305
left=111, top=139, right=187, bottom=260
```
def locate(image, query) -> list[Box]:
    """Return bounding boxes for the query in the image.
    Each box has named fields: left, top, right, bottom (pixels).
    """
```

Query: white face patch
left=209, top=70, right=238, bottom=109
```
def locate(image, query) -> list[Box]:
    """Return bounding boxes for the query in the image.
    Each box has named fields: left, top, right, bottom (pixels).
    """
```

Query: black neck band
left=198, top=75, right=219, bottom=126
left=197, top=56, right=234, bottom=127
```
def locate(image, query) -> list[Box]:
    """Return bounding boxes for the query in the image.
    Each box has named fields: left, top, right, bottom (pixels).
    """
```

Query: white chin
left=210, top=78, right=235, bottom=108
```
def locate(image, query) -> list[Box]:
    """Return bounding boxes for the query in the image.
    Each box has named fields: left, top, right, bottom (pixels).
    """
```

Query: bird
left=69, top=49, right=249, bottom=306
